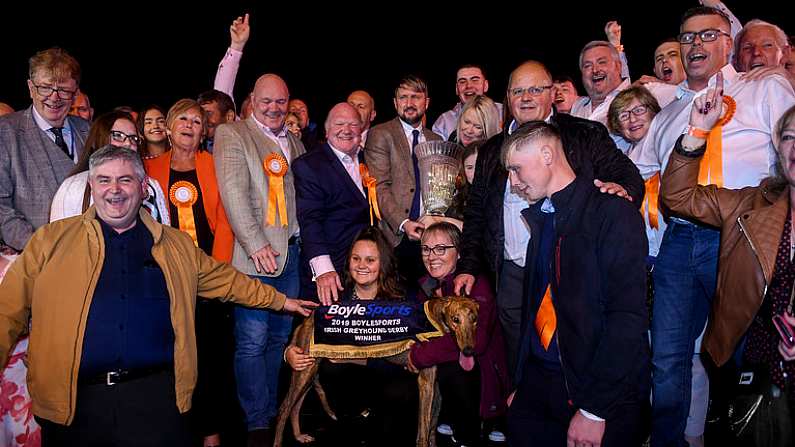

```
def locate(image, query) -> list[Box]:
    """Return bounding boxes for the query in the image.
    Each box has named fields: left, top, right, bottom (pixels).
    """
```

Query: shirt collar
left=329, top=142, right=359, bottom=162
left=676, top=64, right=739, bottom=99
left=32, top=105, right=71, bottom=134
left=252, top=114, right=287, bottom=138
left=508, top=111, right=554, bottom=135
left=399, top=118, right=422, bottom=134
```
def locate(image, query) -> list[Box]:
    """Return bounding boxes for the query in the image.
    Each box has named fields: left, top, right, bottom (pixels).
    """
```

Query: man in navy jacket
left=292, top=103, right=371, bottom=303
left=503, top=122, right=650, bottom=447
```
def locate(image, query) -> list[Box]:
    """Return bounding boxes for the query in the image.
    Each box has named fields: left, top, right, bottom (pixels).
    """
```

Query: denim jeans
left=233, top=243, right=299, bottom=431
left=650, top=222, right=718, bottom=447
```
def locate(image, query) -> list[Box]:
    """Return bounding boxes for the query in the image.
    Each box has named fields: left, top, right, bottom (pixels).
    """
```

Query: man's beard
left=399, top=108, right=424, bottom=126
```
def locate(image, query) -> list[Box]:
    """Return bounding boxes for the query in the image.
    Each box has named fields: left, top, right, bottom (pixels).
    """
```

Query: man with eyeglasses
left=432, top=64, right=504, bottom=141
left=631, top=6, right=795, bottom=446
left=454, top=60, right=643, bottom=378
left=0, top=48, right=90, bottom=253
left=571, top=41, right=631, bottom=126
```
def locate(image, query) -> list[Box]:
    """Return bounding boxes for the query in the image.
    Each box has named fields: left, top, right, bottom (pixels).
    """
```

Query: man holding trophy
left=365, top=76, right=444, bottom=286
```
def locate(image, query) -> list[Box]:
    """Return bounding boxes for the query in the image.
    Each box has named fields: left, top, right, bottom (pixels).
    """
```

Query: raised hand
left=604, top=20, right=622, bottom=49
left=230, top=13, right=250, bottom=51
left=689, top=71, right=725, bottom=132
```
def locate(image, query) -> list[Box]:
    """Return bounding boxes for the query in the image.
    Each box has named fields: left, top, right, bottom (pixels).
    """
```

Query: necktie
left=50, top=127, right=71, bottom=159
left=535, top=284, right=557, bottom=350
left=409, top=129, right=421, bottom=220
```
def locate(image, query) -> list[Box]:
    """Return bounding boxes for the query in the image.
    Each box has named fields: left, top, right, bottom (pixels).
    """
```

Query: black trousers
left=507, top=361, right=647, bottom=447
left=438, top=361, right=481, bottom=445
left=497, top=260, right=525, bottom=378
left=38, top=370, right=190, bottom=447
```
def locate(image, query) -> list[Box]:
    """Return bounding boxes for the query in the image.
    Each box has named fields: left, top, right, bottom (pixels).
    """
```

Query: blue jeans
left=650, top=222, right=718, bottom=447
left=234, top=243, right=299, bottom=431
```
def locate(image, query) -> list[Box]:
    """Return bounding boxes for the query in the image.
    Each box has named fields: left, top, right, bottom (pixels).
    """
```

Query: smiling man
left=733, top=19, right=795, bottom=90
left=365, top=75, right=442, bottom=286
left=293, top=103, right=371, bottom=304
left=571, top=41, right=631, bottom=125
left=0, top=145, right=315, bottom=446
left=432, top=64, right=504, bottom=140
left=0, top=48, right=90, bottom=252
left=630, top=7, right=795, bottom=446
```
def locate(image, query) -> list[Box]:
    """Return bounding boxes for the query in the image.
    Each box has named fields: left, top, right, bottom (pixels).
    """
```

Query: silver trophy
left=414, top=141, right=465, bottom=228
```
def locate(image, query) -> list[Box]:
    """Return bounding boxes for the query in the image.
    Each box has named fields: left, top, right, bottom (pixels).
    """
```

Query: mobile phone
left=772, top=314, right=795, bottom=349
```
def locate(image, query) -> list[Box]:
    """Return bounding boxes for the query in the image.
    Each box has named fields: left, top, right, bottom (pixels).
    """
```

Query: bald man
left=347, top=90, right=377, bottom=144
left=213, top=73, right=306, bottom=446
left=292, top=103, right=371, bottom=303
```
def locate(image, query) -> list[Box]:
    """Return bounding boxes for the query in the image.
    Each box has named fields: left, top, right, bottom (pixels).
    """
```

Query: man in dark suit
left=365, top=76, right=442, bottom=286
left=503, top=122, right=650, bottom=447
left=0, top=48, right=90, bottom=252
left=454, top=60, right=644, bottom=377
left=293, top=103, right=371, bottom=304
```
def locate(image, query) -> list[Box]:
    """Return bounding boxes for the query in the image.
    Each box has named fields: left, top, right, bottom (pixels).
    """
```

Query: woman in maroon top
left=409, top=222, right=510, bottom=445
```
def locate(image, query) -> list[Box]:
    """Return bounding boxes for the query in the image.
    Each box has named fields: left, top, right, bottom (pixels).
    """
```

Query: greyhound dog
left=273, top=296, right=479, bottom=447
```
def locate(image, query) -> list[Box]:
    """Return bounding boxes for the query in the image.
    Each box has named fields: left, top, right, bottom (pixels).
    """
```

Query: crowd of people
left=1, top=1, right=795, bottom=447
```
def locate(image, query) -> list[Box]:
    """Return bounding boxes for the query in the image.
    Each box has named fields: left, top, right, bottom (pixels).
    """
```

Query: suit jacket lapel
left=323, top=144, right=367, bottom=203
left=244, top=117, right=281, bottom=166
left=389, top=118, right=415, bottom=185
left=23, top=108, right=61, bottom=192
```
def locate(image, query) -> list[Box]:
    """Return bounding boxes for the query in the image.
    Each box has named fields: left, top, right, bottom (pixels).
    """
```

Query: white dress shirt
left=309, top=144, right=365, bottom=279
left=32, top=106, right=76, bottom=162
left=571, top=78, right=631, bottom=126
left=633, top=65, right=795, bottom=221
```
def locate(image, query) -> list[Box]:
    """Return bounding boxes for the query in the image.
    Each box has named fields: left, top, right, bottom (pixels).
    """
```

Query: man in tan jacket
left=0, top=146, right=315, bottom=447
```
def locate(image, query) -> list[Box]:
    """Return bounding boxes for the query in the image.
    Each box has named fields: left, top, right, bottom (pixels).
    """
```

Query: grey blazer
left=214, top=117, right=305, bottom=277
left=0, top=107, right=89, bottom=250
left=364, top=117, right=441, bottom=246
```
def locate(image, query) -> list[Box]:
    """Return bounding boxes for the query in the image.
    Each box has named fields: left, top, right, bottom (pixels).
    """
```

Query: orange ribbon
left=169, top=181, right=199, bottom=247
left=535, top=284, right=557, bottom=350
left=263, top=153, right=289, bottom=227
left=697, top=95, right=736, bottom=188
left=643, top=173, right=660, bottom=230
left=360, top=164, right=381, bottom=226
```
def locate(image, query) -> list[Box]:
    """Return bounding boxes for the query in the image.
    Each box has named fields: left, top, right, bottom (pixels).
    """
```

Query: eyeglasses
left=617, top=105, right=649, bottom=122
left=420, top=244, right=457, bottom=257
left=509, top=85, right=553, bottom=97
left=30, top=82, right=77, bottom=100
left=110, top=130, right=143, bottom=146
left=677, top=28, right=731, bottom=45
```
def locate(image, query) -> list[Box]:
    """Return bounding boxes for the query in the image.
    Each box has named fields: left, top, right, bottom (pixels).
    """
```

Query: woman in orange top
left=143, top=98, right=234, bottom=447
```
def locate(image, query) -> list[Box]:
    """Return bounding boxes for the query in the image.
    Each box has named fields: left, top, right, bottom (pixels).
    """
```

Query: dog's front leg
left=416, top=365, right=437, bottom=447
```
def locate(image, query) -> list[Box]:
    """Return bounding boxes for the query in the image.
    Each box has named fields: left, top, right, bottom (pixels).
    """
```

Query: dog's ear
left=428, top=297, right=451, bottom=333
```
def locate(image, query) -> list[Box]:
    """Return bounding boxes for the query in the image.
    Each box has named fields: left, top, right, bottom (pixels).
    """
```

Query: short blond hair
left=166, top=99, right=208, bottom=140
left=456, top=96, right=502, bottom=144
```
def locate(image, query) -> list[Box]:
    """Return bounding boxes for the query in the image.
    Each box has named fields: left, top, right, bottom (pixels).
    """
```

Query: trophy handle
left=418, top=215, right=464, bottom=231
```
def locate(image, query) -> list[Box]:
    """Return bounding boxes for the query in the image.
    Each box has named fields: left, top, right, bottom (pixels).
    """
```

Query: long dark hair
left=344, top=227, right=404, bottom=300
left=137, top=104, right=170, bottom=158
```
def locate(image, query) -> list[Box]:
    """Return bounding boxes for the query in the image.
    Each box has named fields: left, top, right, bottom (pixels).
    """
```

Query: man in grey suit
left=213, top=73, right=305, bottom=447
left=365, top=75, right=442, bottom=286
left=0, top=48, right=89, bottom=252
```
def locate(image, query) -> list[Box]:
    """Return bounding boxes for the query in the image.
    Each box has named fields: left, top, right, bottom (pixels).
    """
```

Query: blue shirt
left=529, top=199, right=561, bottom=370
left=79, top=217, right=175, bottom=376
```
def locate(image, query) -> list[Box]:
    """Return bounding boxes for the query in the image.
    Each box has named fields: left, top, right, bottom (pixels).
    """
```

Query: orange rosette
left=698, top=95, right=737, bottom=188
left=169, top=181, right=199, bottom=246
left=263, top=153, right=289, bottom=227
left=359, top=164, right=381, bottom=226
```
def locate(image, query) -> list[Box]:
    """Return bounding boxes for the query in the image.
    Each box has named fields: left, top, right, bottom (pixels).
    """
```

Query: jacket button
left=743, top=214, right=749, bottom=219
left=410, top=188, right=414, bottom=192
left=405, top=209, right=410, bottom=213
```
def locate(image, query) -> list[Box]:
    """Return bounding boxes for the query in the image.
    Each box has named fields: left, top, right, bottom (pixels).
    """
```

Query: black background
left=0, top=1, right=785, bottom=126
